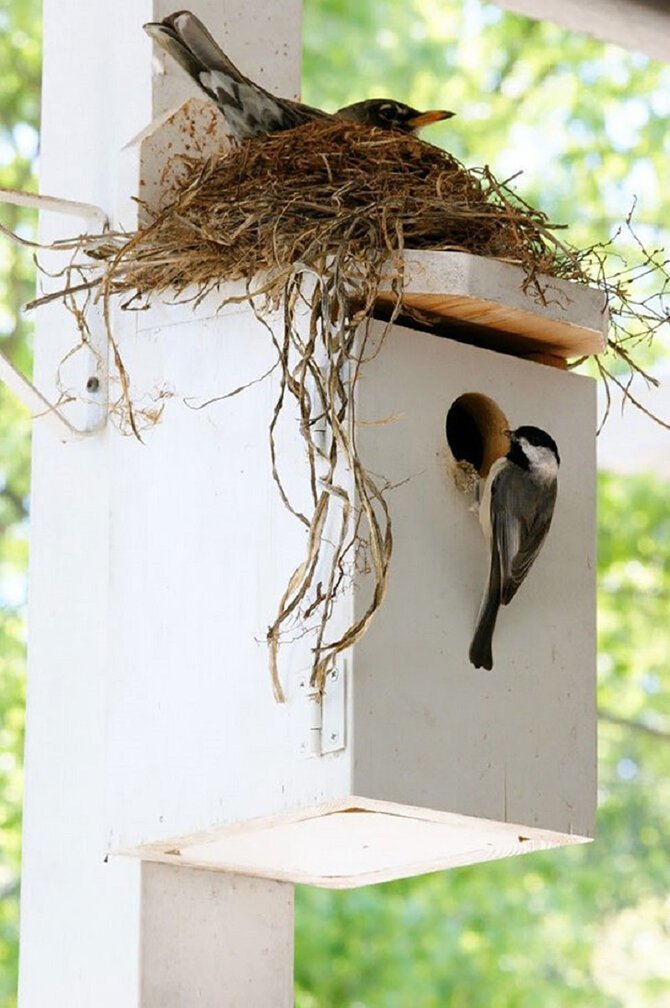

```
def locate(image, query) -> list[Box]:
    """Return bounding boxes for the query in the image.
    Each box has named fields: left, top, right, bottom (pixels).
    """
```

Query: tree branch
left=599, top=709, right=670, bottom=741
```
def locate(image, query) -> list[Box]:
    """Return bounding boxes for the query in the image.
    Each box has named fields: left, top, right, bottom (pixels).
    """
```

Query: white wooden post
left=140, top=866, right=294, bottom=1008
left=19, top=3, right=301, bottom=1006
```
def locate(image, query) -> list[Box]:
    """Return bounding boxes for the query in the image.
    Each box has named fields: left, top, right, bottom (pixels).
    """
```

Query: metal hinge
left=294, top=662, right=347, bottom=758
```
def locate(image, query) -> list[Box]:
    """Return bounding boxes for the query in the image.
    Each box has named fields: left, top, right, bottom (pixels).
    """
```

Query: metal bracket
left=0, top=187, right=109, bottom=441
left=293, top=662, right=347, bottom=758
left=0, top=186, right=108, bottom=230
left=321, top=664, right=347, bottom=754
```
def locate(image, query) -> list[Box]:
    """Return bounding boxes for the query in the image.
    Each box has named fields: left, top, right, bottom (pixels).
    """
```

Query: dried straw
left=77, top=119, right=589, bottom=299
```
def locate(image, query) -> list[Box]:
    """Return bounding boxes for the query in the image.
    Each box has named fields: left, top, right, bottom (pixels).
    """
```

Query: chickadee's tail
left=144, top=10, right=245, bottom=89
left=469, top=544, right=501, bottom=671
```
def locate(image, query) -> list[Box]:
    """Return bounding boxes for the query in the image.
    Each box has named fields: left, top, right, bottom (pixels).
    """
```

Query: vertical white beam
left=141, top=866, right=294, bottom=1008
left=20, top=2, right=302, bottom=1006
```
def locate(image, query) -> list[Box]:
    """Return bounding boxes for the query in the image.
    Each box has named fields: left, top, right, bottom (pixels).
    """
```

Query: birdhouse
left=16, top=2, right=604, bottom=1006
left=102, top=262, right=601, bottom=888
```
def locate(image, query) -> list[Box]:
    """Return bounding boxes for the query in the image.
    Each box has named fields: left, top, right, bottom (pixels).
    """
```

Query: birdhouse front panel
left=101, top=295, right=357, bottom=852
left=351, top=321, right=596, bottom=841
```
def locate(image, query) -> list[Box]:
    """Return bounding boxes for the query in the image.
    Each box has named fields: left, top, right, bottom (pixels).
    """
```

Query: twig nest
left=88, top=118, right=586, bottom=302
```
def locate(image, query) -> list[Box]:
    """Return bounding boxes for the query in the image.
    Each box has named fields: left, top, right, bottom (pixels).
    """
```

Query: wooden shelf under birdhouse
left=376, top=250, right=608, bottom=361
left=121, top=798, right=588, bottom=890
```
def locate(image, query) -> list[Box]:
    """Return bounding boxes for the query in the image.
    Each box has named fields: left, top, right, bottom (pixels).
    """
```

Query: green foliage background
left=0, top=1, right=669, bottom=1005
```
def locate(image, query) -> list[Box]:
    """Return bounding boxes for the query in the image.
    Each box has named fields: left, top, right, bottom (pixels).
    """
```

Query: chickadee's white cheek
left=520, top=441, right=559, bottom=480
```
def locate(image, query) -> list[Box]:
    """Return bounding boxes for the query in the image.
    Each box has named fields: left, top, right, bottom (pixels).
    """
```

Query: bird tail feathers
left=469, top=543, right=501, bottom=671
left=144, top=10, right=245, bottom=84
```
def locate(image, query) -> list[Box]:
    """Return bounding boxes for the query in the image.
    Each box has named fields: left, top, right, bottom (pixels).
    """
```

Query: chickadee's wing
left=492, top=466, right=557, bottom=606
left=505, top=494, right=556, bottom=604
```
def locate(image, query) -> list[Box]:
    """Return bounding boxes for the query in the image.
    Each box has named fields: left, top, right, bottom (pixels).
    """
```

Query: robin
left=144, top=11, right=454, bottom=140
left=337, top=99, right=454, bottom=135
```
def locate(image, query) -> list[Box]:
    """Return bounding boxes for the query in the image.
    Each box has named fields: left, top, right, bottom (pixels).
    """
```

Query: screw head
left=86, top=376, right=100, bottom=393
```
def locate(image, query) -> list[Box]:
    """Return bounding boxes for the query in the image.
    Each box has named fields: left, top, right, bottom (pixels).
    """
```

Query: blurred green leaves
left=304, top=0, right=670, bottom=243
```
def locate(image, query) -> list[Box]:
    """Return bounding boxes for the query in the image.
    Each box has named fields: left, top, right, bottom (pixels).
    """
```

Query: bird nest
left=88, top=118, right=589, bottom=295
left=25, top=117, right=668, bottom=698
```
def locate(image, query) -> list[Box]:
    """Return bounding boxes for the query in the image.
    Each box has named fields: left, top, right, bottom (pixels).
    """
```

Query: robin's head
left=337, top=99, right=455, bottom=135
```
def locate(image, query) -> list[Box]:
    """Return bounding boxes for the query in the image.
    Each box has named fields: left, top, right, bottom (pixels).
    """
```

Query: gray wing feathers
left=493, top=467, right=557, bottom=606
left=171, top=11, right=244, bottom=79
left=144, top=22, right=206, bottom=81
left=201, top=73, right=314, bottom=137
left=147, top=11, right=328, bottom=139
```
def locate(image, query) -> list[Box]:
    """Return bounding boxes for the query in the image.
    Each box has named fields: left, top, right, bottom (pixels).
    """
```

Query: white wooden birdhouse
left=16, top=2, right=605, bottom=1006
left=99, top=266, right=600, bottom=889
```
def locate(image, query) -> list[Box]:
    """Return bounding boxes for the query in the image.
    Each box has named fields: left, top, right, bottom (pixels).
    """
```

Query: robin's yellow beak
left=406, top=109, right=455, bottom=129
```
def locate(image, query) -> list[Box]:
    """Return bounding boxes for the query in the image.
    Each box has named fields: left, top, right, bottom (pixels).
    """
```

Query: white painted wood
left=66, top=283, right=594, bottom=879
left=493, top=0, right=670, bottom=62
left=20, top=2, right=303, bottom=1006
left=25, top=262, right=597, bottom=916
left=119, top=98, right=233, bottom=230
left=141, top=865, right=293, bottom=1008
left=23, top=267, right=596, bottom=917
left=351, top=325, right=596, bottom=839
left=101, top=298, right=353, bottom=846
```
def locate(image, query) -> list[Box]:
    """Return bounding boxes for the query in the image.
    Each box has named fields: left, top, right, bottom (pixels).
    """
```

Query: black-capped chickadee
left=469, top=425, right=560, bottom=671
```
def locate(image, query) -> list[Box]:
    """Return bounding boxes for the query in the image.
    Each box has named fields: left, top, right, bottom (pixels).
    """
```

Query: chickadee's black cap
left=512, top=425, right=560, bottom=463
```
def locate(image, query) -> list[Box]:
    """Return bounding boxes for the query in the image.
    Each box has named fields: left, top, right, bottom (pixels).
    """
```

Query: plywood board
left=378, top=250, right=608, bottom=359
left=124, top=798, right=589, bottom=889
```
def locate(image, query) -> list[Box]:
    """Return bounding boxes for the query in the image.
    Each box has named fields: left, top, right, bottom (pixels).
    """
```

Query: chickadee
left=469, top=426, right=560, bottom=671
